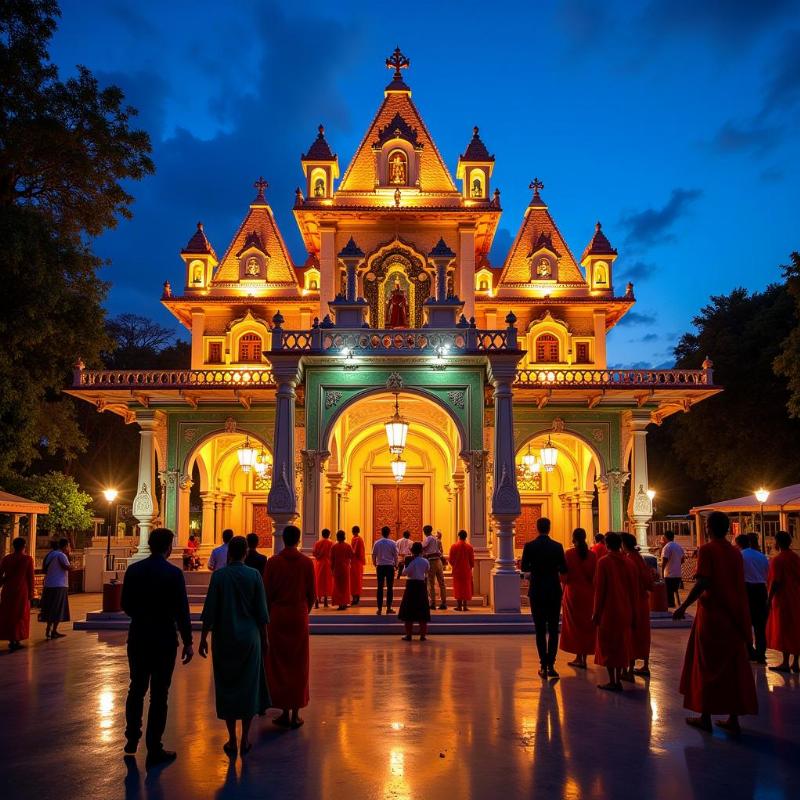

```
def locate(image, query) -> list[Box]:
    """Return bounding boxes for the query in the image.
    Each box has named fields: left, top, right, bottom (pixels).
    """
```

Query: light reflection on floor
left=1, top=621, right=799, bottom=799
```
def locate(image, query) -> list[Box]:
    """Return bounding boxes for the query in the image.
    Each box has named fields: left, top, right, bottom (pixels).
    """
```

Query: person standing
left=184, top=533, right=200, bottom=570
left=766, top=530, right=800, bottom=673
left=312, top=529, right=334, bottom=609
left=735, top=534, right=769, bottom=664
left=674, top=511, right=758, bottom=734
left=398, top=541, right=430, bottom=641
left=350, top=526, right=366, bottom=606
left=372, top=526, right=398, bottom=615
left=521, top=517, right=567, bottom=678
left=660, top=530, right=685, bottom=608
left=121, top=528, right=193, bottom=768
left=422, top=524, right=447, bottom=610
left=263, top=525, right=316, bottom=729
left=591, top=533, right=607, bottom=560
left=200, top=535, right=270, bottom=758
left=396, top=530, right=412, bottom=578
left=0, top=537, right=34, bottom=652
left=244, top=533, right=267, bottom=574
left=41, top=538, right=71, bottom=639
left=208, top=529, right=234, bottom=571
left=621, top=532, right=655, bottom=679
left=560, top=528, right=596, bottom=669
left=593, top=532, right=637, bottom=692
left=448, top=530, right=475, bottom=612
left=330, top=530, right=353, bottom=611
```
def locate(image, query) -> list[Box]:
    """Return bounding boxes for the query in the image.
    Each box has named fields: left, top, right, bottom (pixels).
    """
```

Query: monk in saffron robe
left=591, top=533, right=607, bottom=560
left=560, top=528, right=596, bottom=668
left=593, top=532, right=637, bottom=691
left=674, top=511, right=758, bottom=734
left=330, top=530, right=354, bottom=610
left=448, top=530, right=475, bottom=611
left=621, top=532, right=655, bottom=680
left=766, top=530, right=800, bottom=673
left=312, top=529, right=334, bottom=608
left=0, top=537, right=34, bottom=651
left=349, top=526, right=366, bottom=606
left=263, top=525, right=316, bottom=729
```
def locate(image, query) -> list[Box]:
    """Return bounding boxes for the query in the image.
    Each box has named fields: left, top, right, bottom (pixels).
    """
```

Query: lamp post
left=103, top=488, right=118, bottom=571
left=755, top=488, right=769, bottom=553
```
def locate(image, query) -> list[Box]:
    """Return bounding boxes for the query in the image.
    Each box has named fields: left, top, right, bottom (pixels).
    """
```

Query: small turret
left=580, top=221, right=617, bottom=295
left=300, top=125, right=339, bottom=201
left=180, top=222, right=218, bottom=291
left=457, top=126, right=495, bottom=201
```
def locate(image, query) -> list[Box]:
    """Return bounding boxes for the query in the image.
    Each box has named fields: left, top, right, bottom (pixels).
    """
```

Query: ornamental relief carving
left=447, top=390, right=465, bottom=409
left=324, top=390, right=343, bottom=409
left=132, top=482, right=154, bottom=518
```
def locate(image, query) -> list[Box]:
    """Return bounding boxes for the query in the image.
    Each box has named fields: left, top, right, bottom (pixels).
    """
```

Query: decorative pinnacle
left=529, top=177, right=544, bottom=199
left=197, top=221, right=203, bottom=231
left=253, top=176, right=269, bottom=201
left=473, top=125, right=479, bottom=137
left=386, top=46, right=410, bottom=80
left=596, top=220, right=602, bottom=231
left=318, top=124, right=325, bottom=136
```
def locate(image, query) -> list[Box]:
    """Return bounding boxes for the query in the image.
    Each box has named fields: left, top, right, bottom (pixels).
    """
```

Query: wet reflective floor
left=1, top=617, right=798, bottom=799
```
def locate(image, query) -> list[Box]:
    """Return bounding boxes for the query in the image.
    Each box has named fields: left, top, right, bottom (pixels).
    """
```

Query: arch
left=238, top=332, right=263, bottom=362
left=190, top=260, right=204, bottom=285
left=535, top=333, right=560, bottom=363
left=181, top=427, right=272, bottom=481
left=594, top=262, right=608, bottom=286
left=527, top=312, right=570, bottom=366
left=310, top=167, right=327, bottom=198
left=470, top=168, right=485, bottom=198
left=516, top=428, right=607, bottom=480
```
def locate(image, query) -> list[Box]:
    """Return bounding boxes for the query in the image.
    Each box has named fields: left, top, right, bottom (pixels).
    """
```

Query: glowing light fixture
left=540, top=435, right=559, bottom=473
left=237, top=435, right=258, bottom=473
left=103, top=488, right=118, bottom=503
left=755, top=488, right=769, bottom=504
left=391, top=455, right=407, bottom=482
left=521, top=443, right=541, bottom=474
left=385, top=393, right=409, bottom=455
left=646, top=488, right=656, bottom=502
left=254, top=447, right=271, bottom=478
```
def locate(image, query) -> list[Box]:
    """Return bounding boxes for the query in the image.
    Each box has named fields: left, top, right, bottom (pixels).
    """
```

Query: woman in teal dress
left=200, top=535, right=270, bottom=758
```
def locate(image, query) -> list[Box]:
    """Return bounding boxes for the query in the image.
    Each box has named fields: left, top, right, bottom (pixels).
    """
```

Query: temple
left=68, top=49, right=719, bottom=611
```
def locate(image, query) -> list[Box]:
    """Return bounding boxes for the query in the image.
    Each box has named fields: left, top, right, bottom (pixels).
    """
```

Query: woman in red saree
left=560, top=528, right=596, bottom=668
left=349, top=527, right=366, bottom=606
left=0, top=538, right=34, bottom=651
left=621, top=532, right=655, bottom=679
left=330, top=530, right=353, bottom=611
left=766, top=530, right=800, bottom=673
left=312, top=529, right=334, bottom=608
left=448, top=530, right=475, bottom=611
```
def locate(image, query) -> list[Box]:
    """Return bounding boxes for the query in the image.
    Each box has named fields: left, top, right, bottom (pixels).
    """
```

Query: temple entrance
left=372, top=483, right=424, bottom=540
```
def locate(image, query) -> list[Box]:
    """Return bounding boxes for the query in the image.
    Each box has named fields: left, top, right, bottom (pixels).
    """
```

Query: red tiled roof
left=581, top=221, right=617, bottom=261
left=460, top=127, right=494, bottom=162
left=303, top=125, right=336, bottom=161
left=181, top=222, right=217, bottom=259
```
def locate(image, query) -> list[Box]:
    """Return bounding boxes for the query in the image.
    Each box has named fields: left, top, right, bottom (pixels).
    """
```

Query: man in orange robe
left=622, top=532, right=655, bottom=680
left=674, top=511, right=758, bottom=734
left=448, top=530, right=475, bottom=611
left=349, top=526, right=366, bottom=606
left=592, top=532, right=637, bottom=691
left=766, top=530, right=800, bottom=673
left=263, top=525, right=316, bottom=729
left=330, top=530, right=354, bottom=610
left=560, top=528, right=596, bottom=668
left=312, top=529, right=334, bottom=608
left=0, top=537, right=34, bottom=651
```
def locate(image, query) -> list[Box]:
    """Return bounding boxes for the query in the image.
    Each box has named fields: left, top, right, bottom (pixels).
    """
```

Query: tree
left=104, top=313, right=189, bottom=370
left=5, top=471, right=93, bottom=535
left=773, top=252, right=800, bottom=417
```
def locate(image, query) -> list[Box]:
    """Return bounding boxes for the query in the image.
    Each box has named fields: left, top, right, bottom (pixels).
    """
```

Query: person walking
left=766, top=530, right=800, bottom=673
left=521, top=517, right=567, bottom=678
left=591, top=533, right=607, bottom=559
left=674, top=511, right=758, bottom=734
left=312, top=529, right=334, bottom=608
left=372, top=526, right=398, bottom=615
left=422, top=525, right=447, bottom=610
left=735, top=534, right=769, bottom=664
left=0, top=537, right=34, bottom=652
left=621, top=532, right=655, bottom=679
left=350, top=526, right=366, bottom=606
left=121, top=528, right=193, bottom=768
left=263, top=525, right=316, bottom=729
left=207, top=529, right=234, bottom=571
left=396, top=529, right=412, bottom=578
left=398, top=542, right=430, bottom=641
left=40, top=538, right=71, bottom=639
left=244, top=533, right=267, bottom=574
left=200, top=535, right=270, bottom=758
left=559, top=528, right=596, bottom=669
left=184, top=533, right=200, bottom=570
left=448, top=530, right=475, bottom=612
left=660, top=530, right=685, bottom=608
left=330, top=530, right=354, bottom=610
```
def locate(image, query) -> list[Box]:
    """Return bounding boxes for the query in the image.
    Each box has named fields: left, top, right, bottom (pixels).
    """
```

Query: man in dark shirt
left=121, top=528, right=193, bottom=769
left=520, top=517, right=567, bottom=678
left=244, top=532, right=268, bottom=575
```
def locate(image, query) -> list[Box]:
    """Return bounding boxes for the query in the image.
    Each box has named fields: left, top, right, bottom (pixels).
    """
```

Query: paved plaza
left=0, top=604, right=798, bottom=800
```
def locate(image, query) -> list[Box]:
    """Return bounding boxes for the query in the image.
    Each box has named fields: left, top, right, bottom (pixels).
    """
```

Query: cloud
left=632, top=332, right=659, bottom=343
left=617, top=260, right=656, bottom=283
left=617, top=311, right=657, bottom=327
left=762, top=30, right=800, bottom=112
left=708, top=120, right=781, bottom=155
left=619, top=189, right=702, bottom=247
left=760, top=166, right=785, bottom=183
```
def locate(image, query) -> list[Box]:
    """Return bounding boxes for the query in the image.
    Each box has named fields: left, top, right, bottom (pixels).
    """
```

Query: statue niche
left=363, top=246, right=431, bottom=329
left=389, top=150, right=407, bottom=185
left=386, top=280, right=409, bottom=328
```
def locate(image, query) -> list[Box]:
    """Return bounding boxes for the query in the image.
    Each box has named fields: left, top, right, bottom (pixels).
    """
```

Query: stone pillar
left=605, top=468, right=630, bottom=531
left=220, top=494, right=234, bottom=533
left=626, top=413, right=653, bottom=551
left=190, top=308, right=205, bottom=369
left=131, top=416, right=161, bottom=561
left=458, top=225, right=476, bottom=320
left=595, top=477, right=611, bottom=534
left=577, top=491, right=595, bottom=533
left=462, top=451, right=489, bottom=553
left=326, top=472, right=343, bottom=532
left=592, top=310, right=607, bottom=369
left=301, top=450, right=330, bottom=553
left=319, top=225, right=337, bottom=306
left=200, top=492, right=216, bottom=555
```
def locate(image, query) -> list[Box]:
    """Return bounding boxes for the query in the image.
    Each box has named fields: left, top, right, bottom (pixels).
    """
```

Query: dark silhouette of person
left=521, top=517, right=567, bottom=678
left=121, top=527, right=193, bottom=769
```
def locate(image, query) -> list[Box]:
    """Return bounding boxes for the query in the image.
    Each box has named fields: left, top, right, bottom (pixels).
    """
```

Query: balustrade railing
left=514, top=367, right=713, bottom=387
left=74, top=368, right=276, bottom=388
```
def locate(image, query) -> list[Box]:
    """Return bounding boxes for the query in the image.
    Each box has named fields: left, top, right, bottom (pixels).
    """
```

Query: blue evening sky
left=51, top=0, right=800, bottom=368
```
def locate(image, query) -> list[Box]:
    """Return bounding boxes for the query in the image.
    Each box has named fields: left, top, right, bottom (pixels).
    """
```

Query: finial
left=595, top=220, right=602, bottom=231
left=625, top=281, right=634, bottom=298
left=253, top=176, right=269, bottom=201
left=197, top=221, right=203, bottom=231
left=318, top=124, right=324, bottom=136
left=162, top=279, right=172, bottom=298
left=529, top=177, right=544, bottom=199
left=386, top=46, right=410, bottom=80
left=473, top=125, right=479, bottom=137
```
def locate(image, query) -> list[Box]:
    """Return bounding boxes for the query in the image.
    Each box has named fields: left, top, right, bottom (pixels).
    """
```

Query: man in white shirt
left=735, top=534, right=769, bottom=663
left=422, top=525, right=447, bottom=610
left=396, top=530, right=412, bottom=577
left=372, top=526, right=399, bottom=615
left=207, top=529, right=234, bottom=571
left=660, top=531, right=685, bottom=608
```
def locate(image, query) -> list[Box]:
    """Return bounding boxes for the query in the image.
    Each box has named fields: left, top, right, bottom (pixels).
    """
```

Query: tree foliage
left=773, top=252, right=800, bottom=418
left=104, top=313, right=190, bottom=370
left=5, top=470, right=93, bottom=534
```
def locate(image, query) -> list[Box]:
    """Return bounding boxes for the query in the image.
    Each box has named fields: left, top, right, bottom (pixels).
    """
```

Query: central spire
left=385, top=46, right=411, bottom=93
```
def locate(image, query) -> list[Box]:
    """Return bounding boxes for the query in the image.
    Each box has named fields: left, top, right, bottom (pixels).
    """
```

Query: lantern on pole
left=237, top=435, right=258, bottom=473
left=385, top=393, right=409, bottom=455
left=540, top=435, right=559, bottom=473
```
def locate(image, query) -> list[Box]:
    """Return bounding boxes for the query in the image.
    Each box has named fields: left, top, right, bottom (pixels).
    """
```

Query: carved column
left=625, top=412, right=653, bottom=551
left=219, top=494, right=234, bottom=533
left=176, top=474, right=192, bottom=547
left=461, top=451, right=488, bottom=553
left=577, top=490, right=595, bottom=534
left=301, top=450, right=330, bottom=553
left=200, top=492, right=216, bottom=555
left=605, top=468, right=630, bottom=531
left=326, top=472, right=343, bottom=532
left=131, top=415, right=161, bottom=561
left=595, top=476, right=611, bottom=534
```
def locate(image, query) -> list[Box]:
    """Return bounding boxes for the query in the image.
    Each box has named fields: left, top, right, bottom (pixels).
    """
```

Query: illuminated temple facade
left=70, top=51, right=718, bottom=610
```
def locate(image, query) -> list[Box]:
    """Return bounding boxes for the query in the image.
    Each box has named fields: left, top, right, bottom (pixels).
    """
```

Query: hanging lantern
left=254, top=447, right=271, bottom=478
left=237, top=435, right=258, bottom=473
left=391, top=454, right=407, bottom=482
left=385, top=392, right=409, bottom=455
left=540, top=435, right=559, bottom=473
left=521, top=443, right=540, bottom=474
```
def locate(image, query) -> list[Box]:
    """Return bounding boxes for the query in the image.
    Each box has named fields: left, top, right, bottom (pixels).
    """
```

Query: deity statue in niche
left=386, top=279, right=409, bottom=328
left=246, top=256, right=260, bottom=276
left=472, top=177, right=482, bottom=197
left=389, top=152, right=406, bottom=185
left=314, top=177, right=325, bottom=197
left=192, top=264, right=203, bottom=284
left=536, top=257, right=552, bottom=278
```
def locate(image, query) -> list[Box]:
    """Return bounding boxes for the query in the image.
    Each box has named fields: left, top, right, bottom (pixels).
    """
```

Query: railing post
left=271, top=311, right=284, bottom=351
left=505, top=311, right=518, bottom=350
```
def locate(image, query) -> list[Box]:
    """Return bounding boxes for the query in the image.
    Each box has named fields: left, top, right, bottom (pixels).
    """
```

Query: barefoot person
left=766, top=530, right=800, bottom=674
left=200, top=535, right=270, bottom=759
left=263, top=525, right=316, bottom=729
left=350, top=526, right=366, bottom=606
left=330, top=530, right=354, bottom=611
left=312, top=529, right=334, bottom=609
left=0, top=537, right=34, bottom=652
left=560, top=528, right=596, bottom=669
left=674, top=511, right=758, bottom=734
left=448, top=530, right=475, bottom=612
left=593, top=532, right=637, bottom=691
left=621, top=532, right=654, bottom=680
left=399, top=542, right=430, bottom=641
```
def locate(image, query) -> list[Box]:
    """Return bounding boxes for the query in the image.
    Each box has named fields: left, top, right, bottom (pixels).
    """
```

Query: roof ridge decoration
left=236, top=230, right=268, bottom=258
left=373, top=112, right=421, bottom=149
left=181, top=221, right=217, bottom=259
left=303, top=124, right=336, bottom=161
left=529, top=177, right=545, bottom=206
left=581, top=220, right=618, bottom=261
left=253, top=176, right=269, bottom=203
left=528, top=231, right=559, bottom=258
left=460, top=126, right=494, bottom=162
left=385, top=46, right=411, bottom=92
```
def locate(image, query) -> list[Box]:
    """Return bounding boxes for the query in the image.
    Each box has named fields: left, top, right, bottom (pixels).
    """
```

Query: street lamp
left=103, top=488, right=118, bottom=571
left=755, top=488, right=769, bottom=552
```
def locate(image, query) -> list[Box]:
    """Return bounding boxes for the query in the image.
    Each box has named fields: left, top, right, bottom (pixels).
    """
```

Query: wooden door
left=515, top=503, right=542, bottom=549
left=372, top=484, right=423, bottom=541
left=252, top=503, right=272, bottom=549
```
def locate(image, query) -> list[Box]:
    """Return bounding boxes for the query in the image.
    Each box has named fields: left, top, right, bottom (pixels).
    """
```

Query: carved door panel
left=372, top=484, right=423, bottom=541
left=398, top=485, right=424, bottom=539
left=252, top=503, right=272, bottom=549
left=515, top=503, right=542, bottom=549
